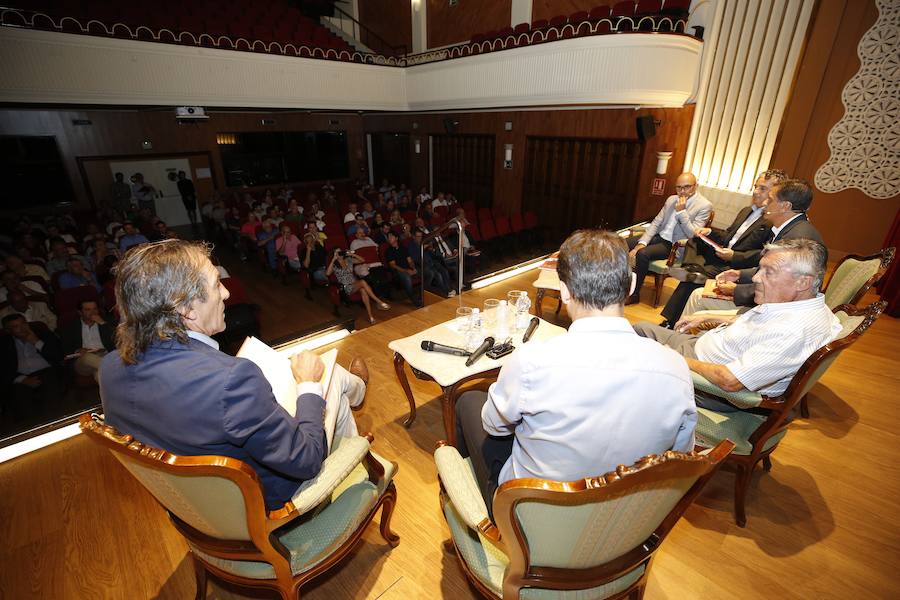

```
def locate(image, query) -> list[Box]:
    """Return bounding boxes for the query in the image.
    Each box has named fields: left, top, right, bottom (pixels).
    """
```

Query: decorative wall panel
left=815, top=0, right=900, bottom=199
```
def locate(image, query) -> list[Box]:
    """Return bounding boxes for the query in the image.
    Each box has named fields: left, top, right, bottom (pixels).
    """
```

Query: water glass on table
left=455, top=306, right=474, bottom=335
left=482, top=298, right=500, bottom=331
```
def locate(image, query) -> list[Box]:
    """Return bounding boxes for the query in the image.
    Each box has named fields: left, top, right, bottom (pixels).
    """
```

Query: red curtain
left=876, top=206, right=900, bottom=317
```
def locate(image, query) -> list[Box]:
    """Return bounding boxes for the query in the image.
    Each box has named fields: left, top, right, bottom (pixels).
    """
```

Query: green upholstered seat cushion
left=443, top=499, right=645, bottom=599
left=191, top=450, right=396, bottom=580
left=648, top=258, right=677, bottom=274
left=694, top=407, right=785, bottom=455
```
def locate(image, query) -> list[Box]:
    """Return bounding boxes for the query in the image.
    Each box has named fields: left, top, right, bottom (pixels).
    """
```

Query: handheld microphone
left=420, top=340, right=470, bottom=357
left=522, top=317, right=540, bottom=343
left=465, top=336, right=495, bottom=367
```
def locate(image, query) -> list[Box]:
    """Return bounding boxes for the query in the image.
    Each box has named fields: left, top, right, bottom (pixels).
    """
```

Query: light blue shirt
left=482, top=316, right=697, bottom=485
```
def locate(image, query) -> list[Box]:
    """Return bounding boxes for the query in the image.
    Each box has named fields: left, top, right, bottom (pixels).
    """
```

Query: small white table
left=389, top=316, right=566, bottom=443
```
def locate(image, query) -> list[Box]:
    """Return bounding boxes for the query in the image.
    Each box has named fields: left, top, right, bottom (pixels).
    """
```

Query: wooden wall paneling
left=771, top=0, right=894, bottom=255
left=357, top=0, right=412, bottom=54
left=531, top=0, right=604, bottom=23
left=0, top=109, right=365, bottom=211
left=426, top=0, right=512, bottom=48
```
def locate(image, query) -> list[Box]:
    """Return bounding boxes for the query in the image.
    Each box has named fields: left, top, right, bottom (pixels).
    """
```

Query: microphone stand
left=418, top=216, right=465, bottom=306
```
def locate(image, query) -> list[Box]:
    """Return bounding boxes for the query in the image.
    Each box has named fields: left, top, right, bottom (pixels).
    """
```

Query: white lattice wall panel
left=815, top=0, right=900, bottom=199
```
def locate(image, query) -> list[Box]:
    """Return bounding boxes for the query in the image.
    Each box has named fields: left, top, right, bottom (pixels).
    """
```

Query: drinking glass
left=455, top=306, right=474, bottom=334
left=482, top=299, right=500, bottom=331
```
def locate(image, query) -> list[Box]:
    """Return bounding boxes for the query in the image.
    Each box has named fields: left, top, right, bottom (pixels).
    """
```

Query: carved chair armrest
left=434, top=444, right=495, bottom=537
left=666, top=239, right=686, bottom=266
left=691, top=372, right=763, bottom=409
left=289, top=435, right=371, bottom=515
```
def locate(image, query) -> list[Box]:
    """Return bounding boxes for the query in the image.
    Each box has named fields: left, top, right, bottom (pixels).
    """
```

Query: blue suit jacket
left=100, top=337, right=327, bottom=511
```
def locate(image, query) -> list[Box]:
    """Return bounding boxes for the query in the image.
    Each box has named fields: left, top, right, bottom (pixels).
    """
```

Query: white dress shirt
left=727, top=206, right=765, bottom=248
left=695, top=293, right=841, bottom=396
left=482, top=316, right=697, bottom=485
left=770, top=213, right=804, bottom=239
left=81, top=321, right=105, bottom=351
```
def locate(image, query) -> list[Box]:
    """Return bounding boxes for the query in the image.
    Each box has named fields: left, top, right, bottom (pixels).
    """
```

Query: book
left=237, top=336, right=340, bottom=448
left=700, top=278, right=733, bottom=300
left=697, top=233, right=724, bottom=252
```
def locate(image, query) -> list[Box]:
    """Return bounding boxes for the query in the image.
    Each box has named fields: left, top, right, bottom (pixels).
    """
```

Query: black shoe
left=669, top=267, right=708, bottom=284
left=625, top=293, right=640, bottom=306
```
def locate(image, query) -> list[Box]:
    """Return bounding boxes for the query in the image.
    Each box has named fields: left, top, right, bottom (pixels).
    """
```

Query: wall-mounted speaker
left=443, top=118, right=459, bottom=134
left=636, top=116, right=657, bottom=141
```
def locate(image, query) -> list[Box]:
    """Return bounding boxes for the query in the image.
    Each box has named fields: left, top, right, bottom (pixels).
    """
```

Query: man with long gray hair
left=634, top=238, right=841, bottom=407
left=455, top=229, right=697, bottom=517
left=100, top=239, right=369, bottom=511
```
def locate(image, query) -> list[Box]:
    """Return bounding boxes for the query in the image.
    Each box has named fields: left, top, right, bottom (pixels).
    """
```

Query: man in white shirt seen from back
left=455, top=229, right=697, bottom=518
left=633, top=238, right=841, bottom=410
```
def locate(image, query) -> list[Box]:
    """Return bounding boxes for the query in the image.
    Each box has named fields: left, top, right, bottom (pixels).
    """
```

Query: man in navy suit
left=678, top=179, right=826, bottom=319
left=100, top=240, right=367, bottom=511
left=657, top=169, right=786, bottom=325
left=626, top=172, right=712, bottom=305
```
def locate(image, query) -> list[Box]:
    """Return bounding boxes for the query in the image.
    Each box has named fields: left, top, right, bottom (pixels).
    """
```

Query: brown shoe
left=349, top=357, right=369, bottom=385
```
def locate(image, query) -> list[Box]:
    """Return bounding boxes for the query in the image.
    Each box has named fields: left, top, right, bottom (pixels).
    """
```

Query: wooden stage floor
left=0, top=270, right=898, bottom=599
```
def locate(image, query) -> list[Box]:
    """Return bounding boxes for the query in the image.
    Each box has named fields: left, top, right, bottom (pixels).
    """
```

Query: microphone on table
left=420, top=340, right=471, bottom=357
left=465, top=336, right=495, bottom=367
left=522, top=317, right=540, bottom=343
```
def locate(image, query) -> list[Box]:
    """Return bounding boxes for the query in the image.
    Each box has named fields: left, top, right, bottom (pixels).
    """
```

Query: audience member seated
left=343, top=202, right=358, bottom=224
left=256, top=220, right=279, bottom=271
left=415, top=187, right=432, bottom=210
left=626, top=172, right=712, bottom=305
left=285, top=204, right=304, bottom=222
left=100, top=240, right=369, bottom=512
left=130, top=173, right=157, bottom=215
left=389, top=209, right=405, bottom=227
left=431, top=192, right=449, bottom=209
left=409, top=229, right=452, bottom=297
left=306, top=220, right=327, bottom=244
left=46, top=238, right=80, bottom=276
left=455, top=229, right=697, bottom=517
left=58, top=257, right=101, bottom=292
left=148, top=220, right=178, bottom=242
left=276, top=223, right=303, bottom=272
left=5, top=255, right=49, bottom=284
left=634, top=239, right=840, bottom=410
left=59, top=299, right=116, bottom=382
left=681, top=179, right=826, bottom=316
left=118, top=222, right=149, bottom=254
left=372, top=222, right=392, bottom=245
left=89, top=239, right=119, bottom=285
left=373, top=213, right=386, bottom=229
left=449, top=208, right=482, bottom=259
left=385, top=231, right=422, bottom=307
left=346, top=214, right=370, bottom=238
left=1, top=271, right=47, bottom=303
left=302, top=232, right=328, bottom=284
left=326, top=248, right=391, bottom=324
left=415, top=217, right=459, bottom=283
left=418, top=203, right=436, bottom=225
left=0, top=289, right=57, bottom=331
left=1, top=314, right=64, bottom=421
left=659, top=169, right=786, bottom=326
left=349, top=228, right=389, bottom=296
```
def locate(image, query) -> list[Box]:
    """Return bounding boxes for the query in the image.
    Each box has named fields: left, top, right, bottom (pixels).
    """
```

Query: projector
left=175, top=106, right=209, bottom=120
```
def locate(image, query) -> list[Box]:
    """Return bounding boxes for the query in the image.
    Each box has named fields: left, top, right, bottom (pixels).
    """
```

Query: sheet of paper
left=698, top=233, right=724, bottom=251
left=237, top=337, right=338, bottom=443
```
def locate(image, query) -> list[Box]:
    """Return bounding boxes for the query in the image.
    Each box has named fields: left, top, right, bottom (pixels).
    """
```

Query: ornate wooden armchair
left=822, top=247, right=894, bottom=308
left=646, top=211, right=715, bottom=307
left=690, top=301, right=885, bottom=526
left=79, top=414, right=399, bottom=600
left=434, top=439, right=734, bottom=599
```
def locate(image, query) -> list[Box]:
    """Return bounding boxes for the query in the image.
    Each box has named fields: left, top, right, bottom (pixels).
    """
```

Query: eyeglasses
left=675, top=184, right=695, bottom=191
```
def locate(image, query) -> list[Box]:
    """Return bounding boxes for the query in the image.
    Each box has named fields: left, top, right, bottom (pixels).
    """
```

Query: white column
left=411, top=0, right=427, bottom=53
left=510, top=0, right=533, bottom=27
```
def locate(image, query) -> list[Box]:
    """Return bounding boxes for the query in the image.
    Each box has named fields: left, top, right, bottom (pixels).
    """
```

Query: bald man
left=627, top=173, right=712, bottom=305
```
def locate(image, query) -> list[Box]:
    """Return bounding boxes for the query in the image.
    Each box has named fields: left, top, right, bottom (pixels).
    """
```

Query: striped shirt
left=694, top=294, right=841, bottom=396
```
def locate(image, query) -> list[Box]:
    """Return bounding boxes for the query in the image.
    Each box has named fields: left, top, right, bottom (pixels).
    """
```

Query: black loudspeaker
left=636, top=116, right=657, bottom=141
left=443, top=118, right=459, bottom=134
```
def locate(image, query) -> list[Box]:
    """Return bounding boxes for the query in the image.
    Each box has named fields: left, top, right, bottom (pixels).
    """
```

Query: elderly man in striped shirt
left=633, top=238, right=841, bottom=410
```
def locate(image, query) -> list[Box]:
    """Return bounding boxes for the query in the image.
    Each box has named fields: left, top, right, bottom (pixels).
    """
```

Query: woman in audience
left=389, top=209, right=405, bottom=227
left=326, top=248, right=390, bottom=324
left=302, top=232, right=328, bottom=284
left=373, top=213, right=386, bottom=229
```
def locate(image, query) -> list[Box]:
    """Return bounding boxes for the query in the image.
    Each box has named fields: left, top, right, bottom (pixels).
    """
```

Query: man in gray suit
left=626, top=172, right=712, bottom=305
